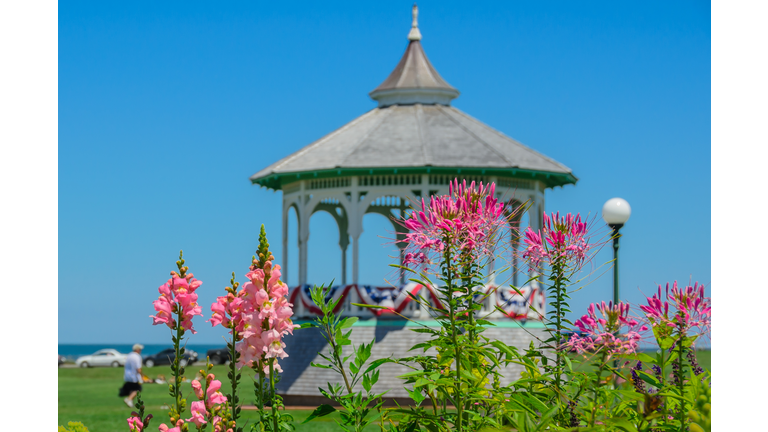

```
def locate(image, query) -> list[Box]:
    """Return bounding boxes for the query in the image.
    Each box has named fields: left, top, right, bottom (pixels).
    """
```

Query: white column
left=341, top=246, right=347, bottom=286
left=350, top=177, right=363, bottom=285
left=298, top=182, right=310, bottom=286
left=487, top=176, right=499, bottom=286
left=282, top=199, right=289, bottom=286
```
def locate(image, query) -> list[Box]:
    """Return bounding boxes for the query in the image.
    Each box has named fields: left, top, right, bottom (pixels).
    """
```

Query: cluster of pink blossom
left=210, top=291, right=245, bottom=335
left=639, top=281, right=711, bottom=337
left=566, top=301, right=648, bottom=358
left=238, top=259, right=299, bottom=372
left=186, top=374, right=230, bottom=431
left=209, top=258, right=299, bottom=374
left=150, top=272, right=203, bottom=334
left=522, top=212, right=590, bottom=271
left=401, top=179, right=507, bottom=267
left=158, top=421, right=184, bottom=432
left=126, top=413, right=151, bottom=432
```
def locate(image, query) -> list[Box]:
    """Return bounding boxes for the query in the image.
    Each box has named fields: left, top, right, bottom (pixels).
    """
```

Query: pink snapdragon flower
left=216, top=258, right=299, bottom=374
left=158, top=419, right=184, bottom=432
left=401, top=179, right=507, bottom=267
left=566, top=301, right=648, bottom=358
left=522, top=212, right=590, bottom=272
left=191, top=379, right=204, bottom=400
left=186, top=400, right=208, bottom=427
left=126, top=416, right=143, bottom=432
left=206, top=378, right=228, bottom=406
left=150, top=272, right=204, bottom=334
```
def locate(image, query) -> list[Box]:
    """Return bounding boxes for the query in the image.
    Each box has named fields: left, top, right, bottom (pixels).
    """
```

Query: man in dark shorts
left=119, top=344, right=144, bottom=407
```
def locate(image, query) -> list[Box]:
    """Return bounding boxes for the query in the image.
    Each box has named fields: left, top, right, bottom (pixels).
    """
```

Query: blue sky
left=58, top=0, right=710, bottom=344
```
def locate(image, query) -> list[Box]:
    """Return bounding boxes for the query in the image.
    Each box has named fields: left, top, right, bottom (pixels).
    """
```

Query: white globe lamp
left=602, top=197, right=631, bottom=306
left=602, top=197, right=631, bottom=228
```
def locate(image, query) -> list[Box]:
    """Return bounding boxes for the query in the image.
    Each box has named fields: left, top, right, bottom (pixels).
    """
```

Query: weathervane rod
left=408, top=3, right=422, bottom=41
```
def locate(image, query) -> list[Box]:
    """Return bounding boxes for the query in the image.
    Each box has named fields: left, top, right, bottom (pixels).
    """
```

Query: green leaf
left=339, top=317, right=359, bottom=329
left=636, top=370, right=660, bottom=387
left=407, top=387, right=426, bottom=406
left=310, top=362, right=333, bottom=369
left=397, top=370, right=426, bottom=379
left=364, top=358, right=392, bottom=375
left=302, top=404, right=337, bottom=423
left=606, top=417, right=639, bottom=432
left=409, top=328, right=437, bottom=334
left=351, top=303, right=390, bottom=310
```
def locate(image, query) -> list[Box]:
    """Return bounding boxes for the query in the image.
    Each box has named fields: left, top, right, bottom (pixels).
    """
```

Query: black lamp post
left=602, top=198, right=631, bottom=305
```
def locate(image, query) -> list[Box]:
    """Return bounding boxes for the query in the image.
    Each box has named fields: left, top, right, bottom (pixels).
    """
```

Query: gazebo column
left=338, top=212, right=350, bottom=286
left=282, top=201, right=289, bottom=286
left=351, top=230, right=361, bottom=284
left=394, top=209, right=408, bottom=286
left=508, top=199, right=523, bottom=287
left=298, top=199, right=310, bottom=286
left=530, top=188, right=545, bottom=280
left=350, top=178, right=363, bottom=285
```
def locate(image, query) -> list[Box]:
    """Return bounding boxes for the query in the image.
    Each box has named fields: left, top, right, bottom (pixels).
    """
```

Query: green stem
left=443, top=243, right=463, bottom=432
left=258, top=364, right=265, bottom=428
left=270, top=360, right=278, bottom=432
left=676, top=321, right=686, bottom=432
left=229, top=330, right=239, bottom=430
left=551, top=261, right=565, bottom=395
left=589, top=351, right=608, bottom=427
left=659, top=344, right=667, bottom=421
left=327, top=320, right=354, bottom=395
left=173, top=310, right=185, bottom=421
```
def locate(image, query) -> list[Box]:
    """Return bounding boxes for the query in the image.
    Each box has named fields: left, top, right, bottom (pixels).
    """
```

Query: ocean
left=58, top=344, right=227, bottom=361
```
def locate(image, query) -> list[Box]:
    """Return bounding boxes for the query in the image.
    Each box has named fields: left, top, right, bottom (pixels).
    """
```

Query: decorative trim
left=252, top=167, right=577, bottom=190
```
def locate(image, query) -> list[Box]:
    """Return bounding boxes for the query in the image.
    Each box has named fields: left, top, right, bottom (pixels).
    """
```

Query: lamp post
left=602, top=198, right=631, bottom=305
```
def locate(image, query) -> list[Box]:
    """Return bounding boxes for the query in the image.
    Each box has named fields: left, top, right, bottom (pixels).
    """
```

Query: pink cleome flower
left=522, top=212, right=590, bottom=272
left=400, top=179, right=507, bottom=267
left=566, top=301, right=648, bottom=358
left=639, top=281, right=711, bottom=341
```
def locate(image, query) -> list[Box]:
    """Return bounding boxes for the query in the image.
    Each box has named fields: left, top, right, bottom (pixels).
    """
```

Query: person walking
left=119, top=344, right=144, bottom=407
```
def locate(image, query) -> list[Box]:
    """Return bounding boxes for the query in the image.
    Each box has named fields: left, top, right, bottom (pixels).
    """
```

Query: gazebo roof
left=251, top=6, right=577, bottom=191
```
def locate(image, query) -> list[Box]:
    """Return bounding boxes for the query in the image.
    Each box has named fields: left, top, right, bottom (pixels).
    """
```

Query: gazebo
left=250, top=6, right=577, bottom=401
left=251, top=5, right=576, bottom=295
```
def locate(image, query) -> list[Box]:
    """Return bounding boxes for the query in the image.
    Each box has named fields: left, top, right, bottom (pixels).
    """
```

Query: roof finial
left=408, top=3, right=422, bottom=41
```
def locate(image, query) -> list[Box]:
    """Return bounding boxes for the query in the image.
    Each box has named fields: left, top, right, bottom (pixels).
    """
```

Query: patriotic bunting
left=288, top=281, right=545, bottom=320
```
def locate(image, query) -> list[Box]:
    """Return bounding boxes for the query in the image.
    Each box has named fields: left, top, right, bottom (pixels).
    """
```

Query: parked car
left=58, top=355, right=66, bottom=367
left=143, top=348, right=198, bottom=368
left=206, top=347, right=231, bottom=365
left=75, top=349, right=127, bottom=368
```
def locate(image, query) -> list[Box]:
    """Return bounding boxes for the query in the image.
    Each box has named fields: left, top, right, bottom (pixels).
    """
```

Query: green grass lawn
left=58, top=364, right=379, bottom=432
left=568, top=349, right=711, bottom=376
left=60, top=351, right=711, bottom=432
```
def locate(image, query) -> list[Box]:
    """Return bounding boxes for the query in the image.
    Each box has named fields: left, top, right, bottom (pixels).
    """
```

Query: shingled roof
left=251, top=6, right=577, bottom=190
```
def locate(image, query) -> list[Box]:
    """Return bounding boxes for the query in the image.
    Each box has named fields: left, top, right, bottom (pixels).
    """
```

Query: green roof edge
left=250, top=166, right=578, bottom=190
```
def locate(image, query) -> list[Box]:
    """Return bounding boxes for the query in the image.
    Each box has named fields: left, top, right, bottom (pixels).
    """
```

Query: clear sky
left=58, top=0, right=711, bottom=344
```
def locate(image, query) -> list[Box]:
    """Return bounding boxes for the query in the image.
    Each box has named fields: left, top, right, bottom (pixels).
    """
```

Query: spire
left=369, top=5, right=459, bottom=108
left=408, top=4, right=422, bottom=41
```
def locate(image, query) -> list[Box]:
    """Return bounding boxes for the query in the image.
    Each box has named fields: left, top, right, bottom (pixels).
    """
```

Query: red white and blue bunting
left=288, top=281, right=545, bottom=320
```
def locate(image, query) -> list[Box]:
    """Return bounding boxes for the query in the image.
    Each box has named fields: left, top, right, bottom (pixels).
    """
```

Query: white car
left=75, top=349, right=127, bottom=368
